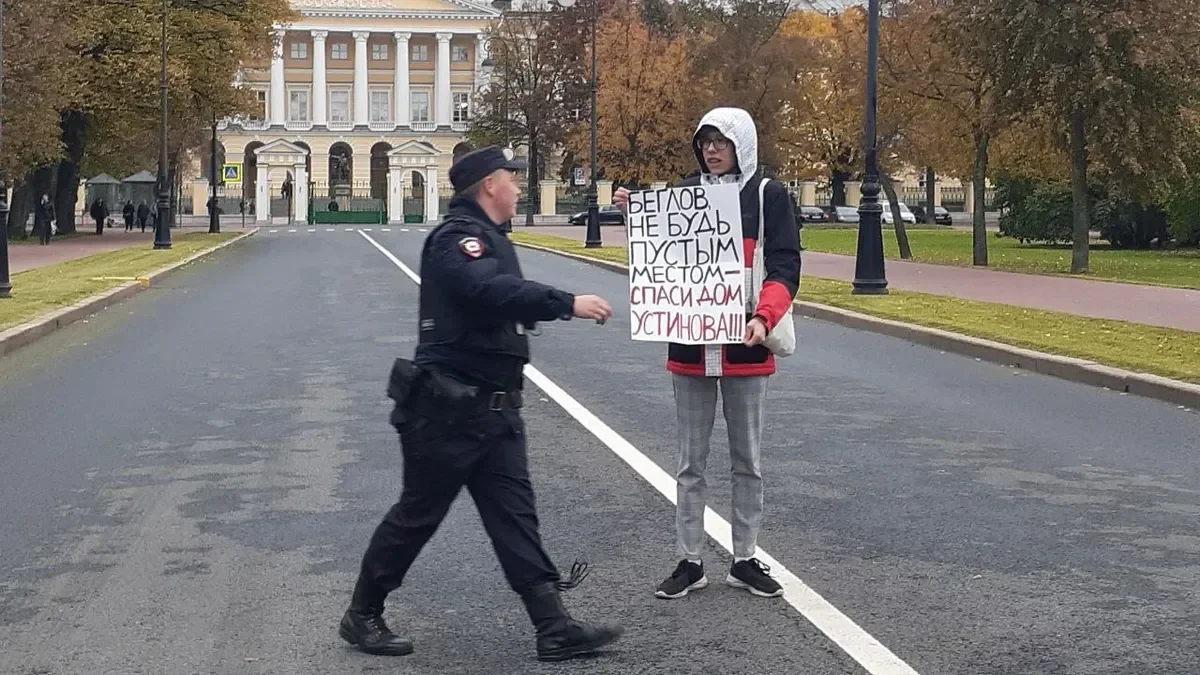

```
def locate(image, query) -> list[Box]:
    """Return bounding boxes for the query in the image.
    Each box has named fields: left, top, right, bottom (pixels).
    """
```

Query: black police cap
left=449, top=145, right=528, bottom=193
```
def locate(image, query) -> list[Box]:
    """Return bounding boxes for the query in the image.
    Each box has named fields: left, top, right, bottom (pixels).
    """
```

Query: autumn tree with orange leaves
left=580, top=2, right=697, bottom=185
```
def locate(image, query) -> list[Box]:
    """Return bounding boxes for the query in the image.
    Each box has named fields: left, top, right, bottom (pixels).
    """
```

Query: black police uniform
left=339, top=146, right=622, bottom=663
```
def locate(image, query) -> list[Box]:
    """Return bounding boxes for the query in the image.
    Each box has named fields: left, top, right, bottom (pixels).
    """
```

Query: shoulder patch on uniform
left=458, top=236, right=484, bottom=258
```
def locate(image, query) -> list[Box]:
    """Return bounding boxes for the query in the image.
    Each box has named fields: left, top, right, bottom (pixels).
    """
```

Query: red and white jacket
left=665, top=108, right=802, bottom=378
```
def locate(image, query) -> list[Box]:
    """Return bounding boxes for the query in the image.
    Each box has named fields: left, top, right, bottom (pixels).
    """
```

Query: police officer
left=339, top=145, right=623, bottom=662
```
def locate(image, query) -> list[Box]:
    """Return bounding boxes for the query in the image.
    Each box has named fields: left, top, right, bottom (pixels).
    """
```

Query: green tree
left=974, top=0, right=1200, bottom=272
left=47, top=0, right=292, bottom=233
left=576, top=0, right=697, bottom=185
left=469, top=1, right=588, bottom=209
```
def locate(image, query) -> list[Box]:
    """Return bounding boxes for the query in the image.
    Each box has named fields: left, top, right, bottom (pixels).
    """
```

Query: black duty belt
left=484, top=390, right=523, bottom=410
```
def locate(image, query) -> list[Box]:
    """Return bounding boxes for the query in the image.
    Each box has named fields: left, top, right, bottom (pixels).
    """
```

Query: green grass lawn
left=511, top=231, right=1200, bottom=383
left=802, top=228, right=1200, bottom=289
left=0, top=232, right=243, bottom=332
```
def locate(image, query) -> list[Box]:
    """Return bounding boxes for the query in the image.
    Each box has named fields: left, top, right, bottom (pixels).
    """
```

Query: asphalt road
left=1, top=225, right=1198, bottom=675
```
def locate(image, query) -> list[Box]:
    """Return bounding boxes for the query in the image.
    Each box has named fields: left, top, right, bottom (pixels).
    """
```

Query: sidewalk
left=519, top=224, right=1200, bottom=332
left=7, top=219, right=243, bottom=274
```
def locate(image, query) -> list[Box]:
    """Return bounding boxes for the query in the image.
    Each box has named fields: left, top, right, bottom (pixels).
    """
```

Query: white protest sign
left=626, top=183, right=746, bottom=344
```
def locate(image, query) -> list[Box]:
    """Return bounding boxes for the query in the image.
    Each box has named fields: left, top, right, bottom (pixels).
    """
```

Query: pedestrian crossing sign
left=222, top=163, right=242, bottom=182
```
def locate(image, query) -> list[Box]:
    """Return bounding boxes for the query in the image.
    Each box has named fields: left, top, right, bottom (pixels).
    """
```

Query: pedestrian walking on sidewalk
left=339, top=145, right=623, bottom=662
left=614, top=107, right=802, bottom=601
left=90, top=198, right=109, bottom=235
left=35, top=194, right=55, bottom=245
left=123, top=201, right=135, bottom=231
left=136, top=202, right=150, bottom=233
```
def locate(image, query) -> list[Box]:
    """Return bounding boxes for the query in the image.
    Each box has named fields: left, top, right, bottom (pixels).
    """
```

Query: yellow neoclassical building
left=205, top=0, right=500, bottom=224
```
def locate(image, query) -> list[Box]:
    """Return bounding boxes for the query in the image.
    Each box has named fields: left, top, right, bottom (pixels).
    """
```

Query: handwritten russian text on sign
left=627, top=183, right=745, bottom=344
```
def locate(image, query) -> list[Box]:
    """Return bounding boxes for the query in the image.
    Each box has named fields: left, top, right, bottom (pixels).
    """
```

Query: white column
left=269, top=30, right=286, bottom=126
left=474, top=33, right=487, bottom=92
left=311, top=30, right=328, bottom=126
left=353, top=31, right=370, bottom=126
left=394, top=32, right=411, bottom=127
left=425, top=166, right=439, bottom=222
left=435, top=32, right=452, bottom=127
left=293, top=165, right=309, bottom=225
left=388, top=166, right=404, bottom=223
left=255, top=164, right=269, bottom=222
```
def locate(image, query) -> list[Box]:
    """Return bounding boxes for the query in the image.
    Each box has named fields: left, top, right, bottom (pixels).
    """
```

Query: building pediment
left=387, top=140, right=441, bottom=168
left=255, top=139, right=310, bottom=166
left=388, top=140, right=440, bottom=157
left=291, top=0, right=500, bottom=19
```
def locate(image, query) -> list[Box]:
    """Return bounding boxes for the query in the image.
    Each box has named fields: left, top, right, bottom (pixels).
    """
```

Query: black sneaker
left=654, top=560, right=708, bottom=599
left=727, top=559, right=784, bottom=598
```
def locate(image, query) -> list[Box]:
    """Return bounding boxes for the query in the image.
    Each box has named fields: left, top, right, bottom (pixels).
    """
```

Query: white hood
left=692, top=107, right=759, bottom=190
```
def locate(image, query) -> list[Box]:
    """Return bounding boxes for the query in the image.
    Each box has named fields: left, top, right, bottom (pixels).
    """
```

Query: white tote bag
left=748, top=177, right=797, bottom=357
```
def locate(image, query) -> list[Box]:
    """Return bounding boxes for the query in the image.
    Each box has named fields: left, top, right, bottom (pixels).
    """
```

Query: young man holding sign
left=615, top=107, right=801, bottom=600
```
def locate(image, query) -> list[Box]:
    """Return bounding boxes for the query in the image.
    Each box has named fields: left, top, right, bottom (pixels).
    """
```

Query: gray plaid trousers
left=671, top=373, right=769, bottom=560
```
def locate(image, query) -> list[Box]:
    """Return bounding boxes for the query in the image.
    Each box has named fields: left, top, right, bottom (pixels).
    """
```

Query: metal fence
left=404, top=185, right=425, bottom=223
left=556, top=187, right=589, bottom=215
left=211, top=182, right=247, bottom=216
left=793, top=183, right=997, bottom=211
left=310, top=181, right=386, bottom=224
left=517, top=193, right=536, bottom=216
left=438, top=185, right=456, bottom=216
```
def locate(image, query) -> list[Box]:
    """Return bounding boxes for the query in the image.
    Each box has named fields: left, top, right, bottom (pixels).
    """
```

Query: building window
left=331, top=43, right=349, bottom=60
left=288, top=89, right=309, bottom=122
left=452, top=44, right=469, bottom=62
left=410, top=90, right=430, bottom=122
left=253, top=90, right=267, bottom=120
left=370, top=90, right=391, bottom=122
left=372, top=43, right=388, bottom=60
left=290, top=42, right=307, bottom=59
left=452, top=91, right=470, bottom=123
left=329, top=89, right=351, bottom=123
left=412, top=44, right=429, bottom=61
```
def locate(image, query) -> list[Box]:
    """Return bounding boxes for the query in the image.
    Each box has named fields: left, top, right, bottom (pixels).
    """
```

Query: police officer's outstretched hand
left=573, top=295, right=612, bottom=322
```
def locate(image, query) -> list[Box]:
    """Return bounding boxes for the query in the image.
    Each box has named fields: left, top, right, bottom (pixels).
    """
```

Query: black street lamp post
left=556, top=0, right=600, bottom=247
left=0, top=0, right=11, bottom=299
left=154, top=0, right=172, bottom=249
left=581, top=0, right=600, bottom=248
left=209, top=115, right=220, bottom=233
left=852, top=0, right=887, bottom=294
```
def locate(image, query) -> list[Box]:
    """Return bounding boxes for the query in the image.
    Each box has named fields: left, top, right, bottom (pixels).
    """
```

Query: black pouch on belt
left=387, top=358, right=422, bottom=428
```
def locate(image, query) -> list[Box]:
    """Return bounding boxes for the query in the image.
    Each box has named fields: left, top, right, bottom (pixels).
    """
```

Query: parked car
left=911, top=205, right=953, bottom=225
left=567, top=203, right=625, bottom=226
left=827, top=205, right=860, bottom=223
left=881, top=200, right=917, bottom=224
left=796, top=205, right=829, bottom=223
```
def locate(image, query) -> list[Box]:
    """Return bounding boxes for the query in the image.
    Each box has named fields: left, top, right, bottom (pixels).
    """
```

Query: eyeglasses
left=697, top=137, right=731, bottom=151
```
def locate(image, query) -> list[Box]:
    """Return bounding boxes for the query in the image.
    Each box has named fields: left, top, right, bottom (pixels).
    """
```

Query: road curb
left=512, top=239, right=1200, bottom=410
left=0, top=229, right=259, bottom=358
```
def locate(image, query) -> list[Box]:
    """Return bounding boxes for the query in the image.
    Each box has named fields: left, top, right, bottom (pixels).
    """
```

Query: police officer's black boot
left=519, top=582, right=623, bottom=662
left=338, top=571, right=414, bottom=656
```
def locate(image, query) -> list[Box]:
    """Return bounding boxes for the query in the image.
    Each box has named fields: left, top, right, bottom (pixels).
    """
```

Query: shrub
left=1163, top=178, right=1200, bottom=246
left=996, top=176, right=1074, bottom=244
left=997, top=175, right=1176, bottom=249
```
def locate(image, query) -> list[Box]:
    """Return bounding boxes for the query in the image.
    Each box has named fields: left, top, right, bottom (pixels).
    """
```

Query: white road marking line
left=381, top=228, right=391, bottom=232
left=268, top=229, right=278, bottom=233
left=401, top=228, right=410, bottom=232
left=327, top=228, right=335, bottom=232
left=362, top=228, right=373, bottom=232
left=288, top=228, right=297, bottom=233
left=308, top=228, right=316, bottom=232
left=357, top=230, right=922, bottom=675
